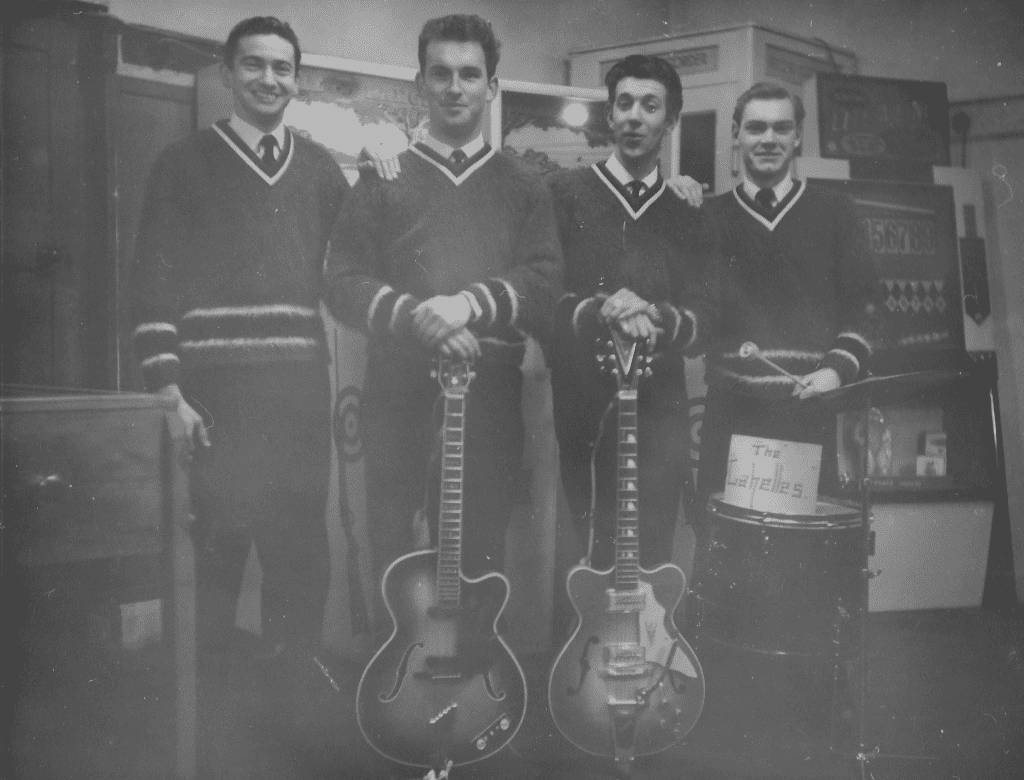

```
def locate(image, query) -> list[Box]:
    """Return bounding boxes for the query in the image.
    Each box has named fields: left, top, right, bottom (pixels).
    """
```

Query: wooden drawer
left=1, top=393, right=179, bottom=566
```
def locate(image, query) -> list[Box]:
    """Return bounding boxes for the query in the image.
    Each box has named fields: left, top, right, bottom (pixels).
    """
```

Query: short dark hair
left=224, top=16, right=301, bottom=72
left=604, top=54, right=683, bottom=119
left=733, top=81, right=805, bottom=128
left=418, top=14, right=501, bottom=80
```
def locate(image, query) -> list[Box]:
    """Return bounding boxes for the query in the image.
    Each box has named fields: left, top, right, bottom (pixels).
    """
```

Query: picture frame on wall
left=287, top=54, right=429, bottom=183
left=493, top=79, right=612, bottom=176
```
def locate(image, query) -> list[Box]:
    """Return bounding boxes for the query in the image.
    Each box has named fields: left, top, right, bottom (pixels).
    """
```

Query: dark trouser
left=361, top=348, right=524, bottom=637
left=551, top=362, right=690, bottom=646
left=184, top=361, right=331, bottom=652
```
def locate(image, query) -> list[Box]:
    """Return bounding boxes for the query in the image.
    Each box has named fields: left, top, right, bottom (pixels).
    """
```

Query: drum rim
left=707, top=493, right=862, bottom=528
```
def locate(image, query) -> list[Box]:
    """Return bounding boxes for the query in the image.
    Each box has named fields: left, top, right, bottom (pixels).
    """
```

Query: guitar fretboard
left=615, top=390, right=640, bottom=591
left=437, top=393, right=465, bottom=608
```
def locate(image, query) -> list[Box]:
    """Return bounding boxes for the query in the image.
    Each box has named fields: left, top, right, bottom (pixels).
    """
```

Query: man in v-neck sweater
left=696, top=82, right=878, bottom=507
left=545, top=55, right=715, bottom=586
left=322, top=15, right=562, bottom=620
left=131, top=18, right=348, bottom=672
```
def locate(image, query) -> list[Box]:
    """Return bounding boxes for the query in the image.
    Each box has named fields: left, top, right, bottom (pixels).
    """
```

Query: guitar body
left=548, top=562, right=705, bottom=760
left=356, top=549, right=527, bottom=769
left=548, top=332, right=704, bottom=772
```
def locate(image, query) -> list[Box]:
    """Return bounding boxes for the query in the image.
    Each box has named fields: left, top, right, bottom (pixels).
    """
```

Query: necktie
left=258, top=135, right=278, bottom=171
left=625, top=180, right=646, bottom=203
left=448, top=148, right=469, bottom=175
left=755, top=187, right=776, bottom=214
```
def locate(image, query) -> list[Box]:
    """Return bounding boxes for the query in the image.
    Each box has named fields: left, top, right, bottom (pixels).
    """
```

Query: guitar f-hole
left=567, top=636, right=600, bottom=696
left=483, top=668, right=507, bottom=702
left=378, top=642, right=424, bottom=702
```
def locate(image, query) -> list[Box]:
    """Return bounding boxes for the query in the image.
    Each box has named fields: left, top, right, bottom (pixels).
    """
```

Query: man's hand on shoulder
left=356, top=128, right=408, bottom=182
left=160, top=384, right=210, bottom=448
left=666, top=175, right=705, bottom=208
left=793, top=368, right=841, bottom=399
left=357, top=146, right=402, bottom=181
left=413, top=294, right=473, bottom=347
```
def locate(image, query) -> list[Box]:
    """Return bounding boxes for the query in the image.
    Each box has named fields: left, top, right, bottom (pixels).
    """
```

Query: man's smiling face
left=734, top=97, right=802, bottom=187
left=221, top=33, right=298, bottom=131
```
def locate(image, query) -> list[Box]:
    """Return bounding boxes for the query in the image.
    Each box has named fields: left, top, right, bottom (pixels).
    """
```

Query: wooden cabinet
left=3, top=392, right=174, bottom=565
left=2, top=11, right=115, bottom=387
left=2, top=4, right=209, bottom=390
left=1, top=387, right=197, bottom=779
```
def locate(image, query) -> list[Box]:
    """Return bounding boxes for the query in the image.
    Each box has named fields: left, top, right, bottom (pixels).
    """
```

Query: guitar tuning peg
left=430, top=369, right=438, bottom=378
left=594, top=337, right=603, bottom=346
left=644, top=367, right=653, bottom=377
left=596, top=353, right=606, bottom=362
left=606, top=341, right=614, bottom=350
left=611, top=368, right=620, bottom=376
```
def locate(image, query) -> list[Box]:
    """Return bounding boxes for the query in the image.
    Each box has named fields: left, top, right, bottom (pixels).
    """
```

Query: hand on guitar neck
left=438, top=328, right=480, bottom=361
left=598, top=288, right=663, bottom=350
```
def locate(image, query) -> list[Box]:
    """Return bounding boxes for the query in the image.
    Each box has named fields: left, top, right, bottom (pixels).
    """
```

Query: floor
left=8, top=596, right=1024, bottom=780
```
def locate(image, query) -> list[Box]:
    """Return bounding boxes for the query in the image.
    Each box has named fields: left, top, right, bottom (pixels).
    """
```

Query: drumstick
left=739, top=341, right=810, bottom=390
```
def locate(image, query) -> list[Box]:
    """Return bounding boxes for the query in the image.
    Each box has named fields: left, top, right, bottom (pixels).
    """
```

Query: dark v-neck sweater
left=545, top=163, right=713, bottom=358
left=131, top=121, right=349, bottom=390
left=321, top=144, right=563, bottom=368
left=702, top=181, right=878, bottom=399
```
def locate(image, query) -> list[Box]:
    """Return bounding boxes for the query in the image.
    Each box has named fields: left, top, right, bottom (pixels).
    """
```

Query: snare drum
left=691, top=494, right=863, bottom=657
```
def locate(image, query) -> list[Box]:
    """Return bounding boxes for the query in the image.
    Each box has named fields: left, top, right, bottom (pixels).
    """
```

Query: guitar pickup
left=603, top=643, right=647, bottom=677
left=414, top=656, right=468, bottom=683
left=606, top=588, right=646, bottom=613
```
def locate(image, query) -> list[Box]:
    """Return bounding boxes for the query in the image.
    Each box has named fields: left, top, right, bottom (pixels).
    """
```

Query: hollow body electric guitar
left=548, top=331, right=705, bottom=775
left=356, top=359, right=527, bottom=771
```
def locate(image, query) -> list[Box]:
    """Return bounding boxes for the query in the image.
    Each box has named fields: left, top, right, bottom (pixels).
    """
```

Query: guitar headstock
left=596, top=330, right=652, bottom=392
left=434, top=358, right=475, bottom=396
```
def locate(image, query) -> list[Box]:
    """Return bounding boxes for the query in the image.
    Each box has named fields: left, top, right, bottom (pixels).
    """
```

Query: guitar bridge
left=603, top=643, right=647, bottom=677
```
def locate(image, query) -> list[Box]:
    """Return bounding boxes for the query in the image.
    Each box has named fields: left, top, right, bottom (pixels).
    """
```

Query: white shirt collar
left=605, top=152, right=660, bottom=190
left=742, top=173, right=794, bottom=204
left=420, top=131, right=486, bottom=160
left=228, top=112, right=287, bottom=157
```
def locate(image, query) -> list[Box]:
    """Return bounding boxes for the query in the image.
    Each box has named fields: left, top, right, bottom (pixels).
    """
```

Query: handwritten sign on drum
left=723, top=435, right=822, bottom=514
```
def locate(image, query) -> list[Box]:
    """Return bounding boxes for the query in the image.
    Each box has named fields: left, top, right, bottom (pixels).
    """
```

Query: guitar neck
left=614, top=389, right=640, bottom=591
left=437, top=390, right=465, bottom=608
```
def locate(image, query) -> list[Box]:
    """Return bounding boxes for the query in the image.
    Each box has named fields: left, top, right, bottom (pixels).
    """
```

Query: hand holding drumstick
left=739, top=341, right=840, bottom=399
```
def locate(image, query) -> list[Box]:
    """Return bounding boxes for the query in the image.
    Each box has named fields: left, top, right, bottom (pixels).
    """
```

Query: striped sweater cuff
left=133, top=321, right=181, bottom=391
left=653, top=303, right=696, bottom=351
left=818, top=331, right=872, bottom=384
left=469, top=278, right=520, bottom=330
left=554, top=293, right=604, bottom=340
left=140, top=353, right=181, bottom=392
left=367, top=286, right=421, bottom=338
left=459, top=290, right=483, bottom=322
